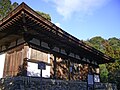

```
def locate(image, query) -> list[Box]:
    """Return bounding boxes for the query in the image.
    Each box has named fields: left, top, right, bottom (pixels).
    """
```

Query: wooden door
left=3, top=44, right=29, bottom=77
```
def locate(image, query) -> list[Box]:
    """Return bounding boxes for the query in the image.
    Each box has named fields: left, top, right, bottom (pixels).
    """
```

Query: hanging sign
left=88, top=74, right=94, bottom=85
left=38, top=62, right=46, bottom=70
left=94, top=74, right=100, bottom=82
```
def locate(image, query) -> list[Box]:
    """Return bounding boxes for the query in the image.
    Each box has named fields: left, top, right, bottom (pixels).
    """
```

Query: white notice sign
left=94, top=74, right=100, bottom=82
left=27, top=62, right=50, bottom=78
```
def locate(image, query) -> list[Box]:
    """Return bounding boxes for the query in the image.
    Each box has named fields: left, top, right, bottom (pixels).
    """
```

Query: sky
left=10, top=0, right=120, bottom=40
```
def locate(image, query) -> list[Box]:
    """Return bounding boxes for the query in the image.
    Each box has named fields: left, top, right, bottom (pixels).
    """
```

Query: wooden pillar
left=66, top=49, right=71, bottom=80
left=95, top=66, right=100, bottom=74
left=53, top=55, right=57, bottom=79
left=95, top=65, right=100, bottom=82
left=3, top=54, right=9, bottom=77
left=68, top=59, right=71, bottom=80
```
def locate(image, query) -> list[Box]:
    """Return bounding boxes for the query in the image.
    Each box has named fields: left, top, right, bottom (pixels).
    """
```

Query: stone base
left=0, top=76, right=117, bottom=90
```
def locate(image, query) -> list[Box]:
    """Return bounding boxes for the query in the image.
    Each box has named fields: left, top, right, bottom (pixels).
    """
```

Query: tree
left=99, top=64, right=108, bottom=82
left=85, top=36, right=120, bottom=89
left=0, top=0, right=11, bottom=19
left=0, top=0, right=18, bottom=20
left=36, top=11, right=51, bottom=21
left=86, top=36, right=105, bottom=52
left=11, top=2, right=18, bottom=10
left=0, top=0, right=51, bottom=21
left=108, top=37, right=120, bottom=49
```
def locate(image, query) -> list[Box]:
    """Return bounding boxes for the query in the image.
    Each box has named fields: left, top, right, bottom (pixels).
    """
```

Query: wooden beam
left=53, top=55, right=57, bottom=79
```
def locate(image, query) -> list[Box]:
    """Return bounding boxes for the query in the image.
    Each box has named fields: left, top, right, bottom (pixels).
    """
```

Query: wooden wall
left=3, top=44, right=49, bottom=77
left=30, top=48, right=48, bottom=62
left=3, top=44, right=99, bottom=81
left=3, top=44, right=29, bottom=77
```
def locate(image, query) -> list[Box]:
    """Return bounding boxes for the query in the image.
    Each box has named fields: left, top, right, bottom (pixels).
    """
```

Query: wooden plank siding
left=3, top=44, right=29, bottom=77
left=2, top=43, right=99, bottom=81
left=3, top=44, right=49, bottom=77
left=30, top=48, right=48, bottom=63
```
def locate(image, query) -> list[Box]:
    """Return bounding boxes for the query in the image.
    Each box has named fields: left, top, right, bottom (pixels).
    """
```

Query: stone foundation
left=0, top=76, right=117, bottom=90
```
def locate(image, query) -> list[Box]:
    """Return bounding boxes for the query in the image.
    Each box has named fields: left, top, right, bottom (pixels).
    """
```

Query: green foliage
left=36, top=11, right=51, bottom=21
left=85, top=36, right=120, bottom=89
left=108, top=37, right=120, bottom=59
left=86, top=36, right=105, bottom=52
left=0, top=1, right=51, bottom=21
left=0, top=0, right=18, bottom=20
left=99, top=64, right=108, bottom=82
left=11, top=2, right=18, bottom=10
left=0, top=0, right=12, bottom=19
left=108, top=37, right=120, bottom=49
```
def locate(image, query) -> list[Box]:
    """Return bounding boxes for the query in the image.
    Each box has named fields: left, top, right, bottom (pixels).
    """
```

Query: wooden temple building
left=0, top=3, right=114, bottom=81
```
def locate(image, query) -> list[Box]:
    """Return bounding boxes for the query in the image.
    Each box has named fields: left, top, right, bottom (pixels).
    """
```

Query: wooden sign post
left=87, top=74, right=94, bottom=90
left=38, top=62, right=46, bottom=90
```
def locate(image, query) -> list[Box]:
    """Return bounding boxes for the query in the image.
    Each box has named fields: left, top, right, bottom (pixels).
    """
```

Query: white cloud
left=43, top=0, right=111, bottom=19
left=55, top=22, right=60, bottom=27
